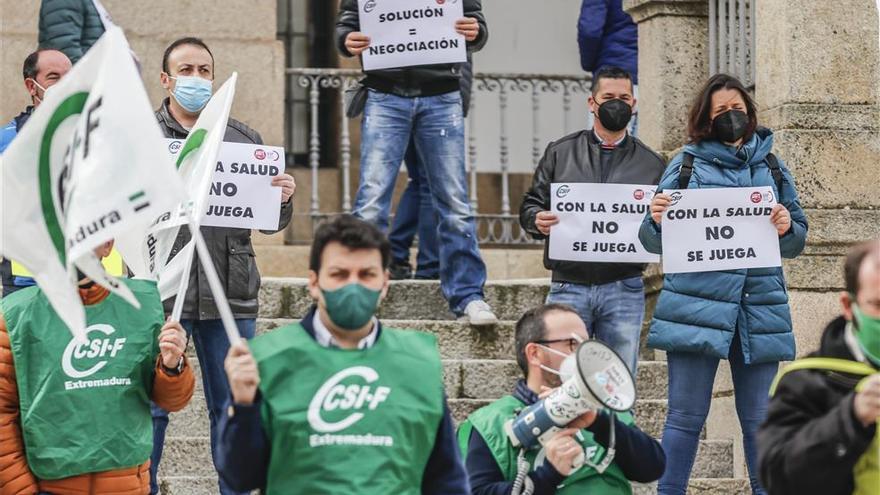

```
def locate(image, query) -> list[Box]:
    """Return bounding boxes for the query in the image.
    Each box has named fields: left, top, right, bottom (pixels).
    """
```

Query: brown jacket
left=0, top=285, right=195, bottom=495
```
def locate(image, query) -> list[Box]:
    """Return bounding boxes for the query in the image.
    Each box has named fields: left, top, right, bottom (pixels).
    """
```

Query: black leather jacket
left=335, top=0, right=488, bottom=97
left=155, top=99, right=293, bottom=320
left=519, top=130, right=665, bottom=286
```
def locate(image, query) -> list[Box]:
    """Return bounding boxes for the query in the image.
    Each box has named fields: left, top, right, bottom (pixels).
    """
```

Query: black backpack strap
left=678, top=153, right=695, bottom=189
left=765, top=153, right=784, bottom=193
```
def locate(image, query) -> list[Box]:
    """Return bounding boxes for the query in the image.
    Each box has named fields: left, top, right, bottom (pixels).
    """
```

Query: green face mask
left=852, top=302, right=880, bottom=365
left=320, top=283, right=382, bottom=331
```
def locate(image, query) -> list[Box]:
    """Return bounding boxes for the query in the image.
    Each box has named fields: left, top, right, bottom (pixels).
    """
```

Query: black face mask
left=712, top=109, right=750, bottom=143
left=596, top=99, right=633, bottom=132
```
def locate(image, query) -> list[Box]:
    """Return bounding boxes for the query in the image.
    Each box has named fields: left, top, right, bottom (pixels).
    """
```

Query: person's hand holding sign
left=455, top=17, right=480, bottom=41
left=159, top=320, right=187, bottom=370
left=272, top=173, right=296, bottom=203
left=345, top=32, right=371, bottom=56
left=770, top=204, right=791, bottom=236
left=535, top=211, right=560, bottom=235
left=650, top=193, right=673, bottom=224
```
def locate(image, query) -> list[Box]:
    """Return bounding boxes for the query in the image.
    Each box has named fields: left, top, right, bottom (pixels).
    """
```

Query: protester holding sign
left=148, top=37, right=296, bottom=495
left=0, top=240, right=194, bottom=494
left=335, top=0, right=498, bottom=325
left=519, top=67, right=665, bottom=373
left=758, top=240, right=880, bottom=495
left=637, top=73, right=808, bottom=495
left=215, top=215, right=468, bottom=493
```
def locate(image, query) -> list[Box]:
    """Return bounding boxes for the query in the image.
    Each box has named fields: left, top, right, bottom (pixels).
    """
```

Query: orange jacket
left=0, top=285, right=195, bottom=495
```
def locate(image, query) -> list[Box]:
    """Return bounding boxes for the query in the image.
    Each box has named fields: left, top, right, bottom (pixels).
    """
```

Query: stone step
left=183, top=354, right=669, bottom=402
left=158, top=435, right=731, bottom=480
left=159, top=476, right=749, bottom=495
left=166, top=394, right=680, bottom=453
left=259, top=278, right=551, bottom=321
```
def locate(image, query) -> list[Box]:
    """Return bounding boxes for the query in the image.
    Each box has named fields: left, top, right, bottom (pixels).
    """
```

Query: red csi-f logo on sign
left=436, top=0, right=445, bottom=4
left=633, top=189, right=645, bottom=200
left=750, top=192, right=763, bottom=204
left=254, top=149, right=267, bottom=160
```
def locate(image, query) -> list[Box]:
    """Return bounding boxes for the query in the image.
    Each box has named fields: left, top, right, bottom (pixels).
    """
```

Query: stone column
left=756, top=0, right=880, bottom=355
left=624, top=0, right=709, bottom=154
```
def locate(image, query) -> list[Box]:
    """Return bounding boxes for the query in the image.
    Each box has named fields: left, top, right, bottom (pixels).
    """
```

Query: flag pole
left=188, top=220, right=242, bottom=345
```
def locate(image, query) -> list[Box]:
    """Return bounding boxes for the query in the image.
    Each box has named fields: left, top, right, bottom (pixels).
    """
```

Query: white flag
left=0, top=27, right=184, bottom=341
left=118, top=73, right=238, bottom=301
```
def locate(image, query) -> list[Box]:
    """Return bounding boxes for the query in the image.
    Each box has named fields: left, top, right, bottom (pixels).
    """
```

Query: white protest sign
left=358, top=0, right=466, bottom=71
left=660, top=187, right=782, bottom=274
left=549, top=183, right=660, bottom=264
left=166, top=139, right=283, bottom=230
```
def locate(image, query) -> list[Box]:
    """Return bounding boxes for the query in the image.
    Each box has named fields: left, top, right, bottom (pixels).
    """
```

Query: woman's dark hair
left=687, top=73, right=758, bottom=144
left=309, top=215, right=391, bottom=272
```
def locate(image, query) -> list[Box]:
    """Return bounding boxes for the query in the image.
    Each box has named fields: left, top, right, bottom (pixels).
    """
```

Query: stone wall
left=0, top=0, right=285, bottom=145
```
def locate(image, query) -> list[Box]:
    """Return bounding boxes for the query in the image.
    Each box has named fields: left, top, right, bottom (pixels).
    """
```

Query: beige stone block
left=624, top=1, right=708, bottom=153
left=801, top=209, right=880, bottom=249
left=481, top=249, right=509, bottom=280
left=252, top=231, right=285, bottom=246
left=102, top=0, right=277, bottom=41
left=771, top=129, right=880, bottom=209
left=255, top=245, right=309, bottom=278
left=0, top=34, right=37, bottom=126
left=0, top=0, right=39, bottom=34
left=506, top=249, right=550, bottom=279
left=789, top=290, right=840, bottom=357
left=756, top=0, right=879, bottom=108
left=705, top=396, right=746, bottom=478
left=783, top=254, right=845, bottom=291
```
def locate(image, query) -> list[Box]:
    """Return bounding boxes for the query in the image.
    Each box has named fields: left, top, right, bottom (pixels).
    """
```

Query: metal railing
left=287, top=68, right=592, bottom=244
left=708, top=0, right=755, bottom=88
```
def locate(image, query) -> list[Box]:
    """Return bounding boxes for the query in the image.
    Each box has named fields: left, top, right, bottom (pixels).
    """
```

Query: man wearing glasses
left=458, top=304, right=665, bottom=494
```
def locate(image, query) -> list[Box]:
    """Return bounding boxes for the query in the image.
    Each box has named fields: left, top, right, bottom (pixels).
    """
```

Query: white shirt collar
left=844, top=321, right=867, bottom=363
left=312, top=311, right=378, bottom=350
left=593, top=129, right=627, bottom=146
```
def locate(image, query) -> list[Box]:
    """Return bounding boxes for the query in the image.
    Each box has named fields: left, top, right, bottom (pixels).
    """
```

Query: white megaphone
left=504, top=339, right=636, bottom=470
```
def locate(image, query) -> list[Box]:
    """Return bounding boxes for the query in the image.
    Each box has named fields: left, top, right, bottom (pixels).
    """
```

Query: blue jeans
left=545, top=277, right=644, bottom=373
left=659, top=333, right=777, bottom=495
left=355, top=89, right=486, bottom=314
left=150, top=318, right=256, bottom=495
left=388, top=139, right=440, bottom=278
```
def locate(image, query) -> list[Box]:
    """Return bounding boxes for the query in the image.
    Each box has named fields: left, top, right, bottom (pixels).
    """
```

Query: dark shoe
left=389, top=260, right=413, bottom=280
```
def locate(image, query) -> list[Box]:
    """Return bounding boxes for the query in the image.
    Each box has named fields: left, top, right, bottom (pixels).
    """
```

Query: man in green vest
left=458, top=303, right=665, bottom=494
left=759, top=239, right=880, bottom=495
left=215, top=215, right=469, bottom=494
left=0, top=240, right=195, bottom=494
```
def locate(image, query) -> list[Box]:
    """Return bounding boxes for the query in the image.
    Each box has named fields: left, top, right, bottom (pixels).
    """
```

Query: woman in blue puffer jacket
left=638, top=73, right=808, bottom=495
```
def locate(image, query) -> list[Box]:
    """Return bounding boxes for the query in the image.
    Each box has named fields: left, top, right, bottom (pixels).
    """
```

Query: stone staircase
left=158, top=278, right=750, bottom=494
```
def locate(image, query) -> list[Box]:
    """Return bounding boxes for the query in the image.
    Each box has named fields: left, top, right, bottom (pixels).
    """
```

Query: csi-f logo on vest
left=61, top=324, right=126, bottom=379
left=308, top=366, right=392, bottom=433
left=61, top=324, right=132, bottom=392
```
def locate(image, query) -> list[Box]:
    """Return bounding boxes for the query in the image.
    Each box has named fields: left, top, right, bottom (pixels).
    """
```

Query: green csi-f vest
left=250, top=323, right=445, bottom=495
left=770, top=357, right=879, bottom=495
left=1, top=279, right=162, bottom=480
left=458, top=395, right=634, bottom=495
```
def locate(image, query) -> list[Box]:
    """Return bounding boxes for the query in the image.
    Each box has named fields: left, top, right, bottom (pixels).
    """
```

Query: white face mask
left=537, top=333, right=585, bottom=382
left=29, top=79, right=51, bottom=104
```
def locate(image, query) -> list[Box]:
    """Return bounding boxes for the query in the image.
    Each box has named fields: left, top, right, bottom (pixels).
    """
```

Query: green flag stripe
left=175, top=128, right=207, bottom=169
left=39, top=92, right=89, bottom=266
left=129, top=190, right=145, bottom=201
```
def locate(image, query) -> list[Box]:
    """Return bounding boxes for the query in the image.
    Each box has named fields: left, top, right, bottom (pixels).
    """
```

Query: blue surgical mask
left=170, top=75, right=212, bottom=113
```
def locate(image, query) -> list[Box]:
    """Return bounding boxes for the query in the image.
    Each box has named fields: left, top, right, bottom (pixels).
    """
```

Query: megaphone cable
left=511, top=449, right=535, bottom=495
left=583, top=412, right=617, bottom=474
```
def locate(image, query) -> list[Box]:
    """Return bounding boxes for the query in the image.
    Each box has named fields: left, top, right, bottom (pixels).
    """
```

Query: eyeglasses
left=535, top=338, right=579, bottom=353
